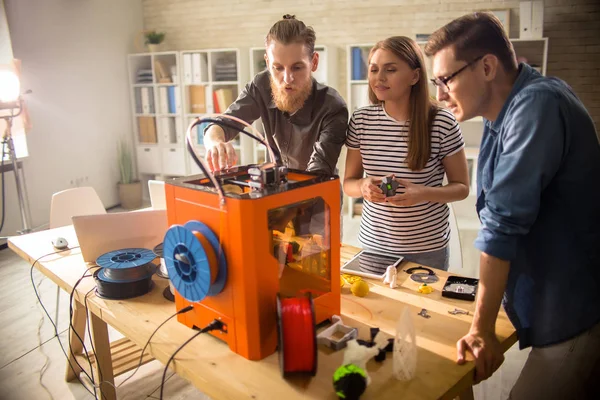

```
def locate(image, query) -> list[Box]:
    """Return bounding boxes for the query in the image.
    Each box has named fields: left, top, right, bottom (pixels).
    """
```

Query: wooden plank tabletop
left=9, top=226, right=517, bottom=400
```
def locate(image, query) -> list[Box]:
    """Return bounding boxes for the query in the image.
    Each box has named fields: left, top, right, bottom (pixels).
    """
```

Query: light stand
left=1, top=86, right=33, bottom=235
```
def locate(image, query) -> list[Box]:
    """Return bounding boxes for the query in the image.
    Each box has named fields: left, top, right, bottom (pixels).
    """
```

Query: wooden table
left=9, top=226, right=517, bottom=400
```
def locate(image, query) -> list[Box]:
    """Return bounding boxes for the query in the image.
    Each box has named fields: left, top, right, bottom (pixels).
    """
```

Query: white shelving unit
left=180, top=48, right=250, bottom=174
left=511, top=37, right=549, bottom=75
left=128, top=48, right=249, bottom=193
left=345, top=38, right=549, bottom=218
left=248, top=45, right=339, bottom=164
left=248, top=46, right=268, bottom=165
left=346, top=44, right=375, bottom=217
left=128, top=51, right=185, bottom=195
left=346, top=44, right=373, bottom=115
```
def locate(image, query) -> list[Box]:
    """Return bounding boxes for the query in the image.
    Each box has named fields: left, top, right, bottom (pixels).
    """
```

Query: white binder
left=183, top=53, right=193, bottom=85
left=192, top=53, right=202, bottom=84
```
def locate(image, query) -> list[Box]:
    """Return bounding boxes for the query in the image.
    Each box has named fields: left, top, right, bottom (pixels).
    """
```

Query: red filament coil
left=277, top=295, right=317, bottom=376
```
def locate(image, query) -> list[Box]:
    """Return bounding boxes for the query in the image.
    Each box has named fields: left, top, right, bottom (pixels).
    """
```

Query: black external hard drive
left=442, top=276, right=479, bottom=301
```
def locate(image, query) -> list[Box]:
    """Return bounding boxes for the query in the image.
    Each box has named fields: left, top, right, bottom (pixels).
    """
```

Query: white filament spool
left=393, top=307, right=417, bottom=380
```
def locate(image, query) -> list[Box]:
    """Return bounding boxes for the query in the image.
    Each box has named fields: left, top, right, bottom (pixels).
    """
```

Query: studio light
left=1, top=61, right=32, bottom=234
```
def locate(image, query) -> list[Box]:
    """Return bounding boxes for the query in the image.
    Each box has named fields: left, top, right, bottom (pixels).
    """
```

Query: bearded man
left=203, top=15, right=348, bottom=176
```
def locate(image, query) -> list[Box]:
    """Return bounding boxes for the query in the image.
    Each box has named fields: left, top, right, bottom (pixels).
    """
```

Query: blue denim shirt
left=475, top=63, right=600, bottom=349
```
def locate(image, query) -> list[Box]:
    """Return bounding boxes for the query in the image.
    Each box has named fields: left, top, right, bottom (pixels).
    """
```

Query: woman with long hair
left=343, top=36, right=469, bottom=270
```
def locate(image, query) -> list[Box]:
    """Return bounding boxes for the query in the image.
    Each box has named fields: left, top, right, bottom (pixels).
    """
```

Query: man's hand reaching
left=205, top=141, right=238, bottom=171
left=203, top=124, right=238, bottom=171
left=457, top=329, right=505, bottom=384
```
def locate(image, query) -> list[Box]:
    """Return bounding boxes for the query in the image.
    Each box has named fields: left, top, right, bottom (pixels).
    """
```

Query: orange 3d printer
left=162, top=117, right=341, bottom=369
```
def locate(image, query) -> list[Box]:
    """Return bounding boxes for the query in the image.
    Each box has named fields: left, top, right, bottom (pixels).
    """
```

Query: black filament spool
left=99, top=264, right=156, bottom=282
left=93, top=269, right=155, bottom=300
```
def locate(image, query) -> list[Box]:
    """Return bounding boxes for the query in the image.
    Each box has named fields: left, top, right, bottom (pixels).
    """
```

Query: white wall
left=0, top=0, right=11, bottom=63
left=2, top=0, right=144, bottom=236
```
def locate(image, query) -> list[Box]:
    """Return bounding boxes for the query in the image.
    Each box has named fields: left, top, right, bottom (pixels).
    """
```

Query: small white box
left=520, top=1, right=544, bottom=39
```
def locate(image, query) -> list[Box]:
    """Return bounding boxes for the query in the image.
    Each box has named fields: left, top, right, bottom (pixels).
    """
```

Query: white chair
left=148, top=180, right=166, bottom=210
left=448, top=203, right=463, bottom=270
left=50, top=187, right=106, bottom=229
left=49, top=187, right=106, bottom=326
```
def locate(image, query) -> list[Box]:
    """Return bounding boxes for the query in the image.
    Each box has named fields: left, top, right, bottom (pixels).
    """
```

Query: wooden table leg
left=90, top=312, right=117, bottom=400
left=65, top=299, right=87, bottom=382
left=458, top=386, right=475, bottom=400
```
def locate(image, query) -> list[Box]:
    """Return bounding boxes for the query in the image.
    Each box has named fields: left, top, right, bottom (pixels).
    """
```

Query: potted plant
left=145, top=30, right=166, bottom=52
left=118, top=139, right=142, bottom=209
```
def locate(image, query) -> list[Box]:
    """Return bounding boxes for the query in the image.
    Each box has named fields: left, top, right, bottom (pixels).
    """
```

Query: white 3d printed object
left=382, top=264, right=398, bottom=289
left=393, top=307, right=417, bottom=380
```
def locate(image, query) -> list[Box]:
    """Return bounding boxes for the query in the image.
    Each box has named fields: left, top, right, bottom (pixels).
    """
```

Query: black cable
left=66, top=264, right=114, bottom=400
left=186, top=118, right=284, bottom=200
left=405, top=266, right=436, bottom=275
left=68, top=268, right=102, bottom=399
left=117, top=305, right=194, bottom=390
left=34, top=252, right=103, bottom=399
left=159, top=319, right=225, bottom=400
left=82, top=285, right=121, bottom=398
left=84, top=288, right=102, bottom=394
left=29, top=247, right=98, bottom=398
left=186, top=134, right=226, bottom=201
left=194, top=118, right=282, bottom=165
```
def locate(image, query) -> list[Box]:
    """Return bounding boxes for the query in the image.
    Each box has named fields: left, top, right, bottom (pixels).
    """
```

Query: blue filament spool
left=96, top=248, right=157, bottom=283
left=163, top=221, right=227, bottom=302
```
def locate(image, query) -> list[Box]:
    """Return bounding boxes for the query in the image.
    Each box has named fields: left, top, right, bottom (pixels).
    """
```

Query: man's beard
left=270, top=76, right=313, bottom=114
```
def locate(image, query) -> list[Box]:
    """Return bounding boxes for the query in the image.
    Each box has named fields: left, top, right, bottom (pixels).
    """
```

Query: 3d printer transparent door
left=268, top=197, right=331, bottom=298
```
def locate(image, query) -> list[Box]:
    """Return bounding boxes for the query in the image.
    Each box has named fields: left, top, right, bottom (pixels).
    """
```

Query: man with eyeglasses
left=425, top=12, right=600, bottom=399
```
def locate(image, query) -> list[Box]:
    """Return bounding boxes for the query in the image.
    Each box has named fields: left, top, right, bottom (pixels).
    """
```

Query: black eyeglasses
left=430, top=56, right=484, bottom=93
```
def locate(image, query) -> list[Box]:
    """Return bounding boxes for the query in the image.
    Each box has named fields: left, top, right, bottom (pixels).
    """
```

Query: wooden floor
left=0, top=245, right=212, bottom=400
left=0, top=214, right=529, bottom=400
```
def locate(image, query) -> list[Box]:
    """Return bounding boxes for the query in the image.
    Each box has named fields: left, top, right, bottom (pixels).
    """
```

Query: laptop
left=72, top=209, right=168, bottom=263
left=148, top=180, right=167, bottom=210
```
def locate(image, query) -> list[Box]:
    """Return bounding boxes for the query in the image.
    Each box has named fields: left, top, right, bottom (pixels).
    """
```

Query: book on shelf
left=140, top=87, right=152, bottom=114
left=167, top=86, right=176, bottom=114
left=214, top=58, right=237, bottom=81
left=154, top=60, right=171, bottom=83
left=167, top=86, right=181, bottom=114
left=138, top=116, right=157, bottom=143
left=191, top=53, right=207, bottom=84
left=160, top=117, right=177, bottom=144
left=351, top=47, right=366, bottom=80
left=183, top=54, right=192, bottom=84
left=214, top=88, right=234, bottom=113
left=159, top=87, right=169, bottom=114
left=136, top=68, right=153, bottom=84
left=135, top=88, right=142, bottom=113
left=192, top=53, right=201, bottom=84
left=213, top=91, right=220, bottom=113
left=174, top=86, right=181, bottom=113
left=175, top=118, right=183, bottom=144
left=196, top=122, right=209, bottom=145
left=188, top=85, right=206, bottom=114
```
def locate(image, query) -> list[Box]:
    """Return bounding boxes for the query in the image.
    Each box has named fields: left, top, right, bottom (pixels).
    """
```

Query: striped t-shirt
left=346, top=105, right=464, bottom=254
